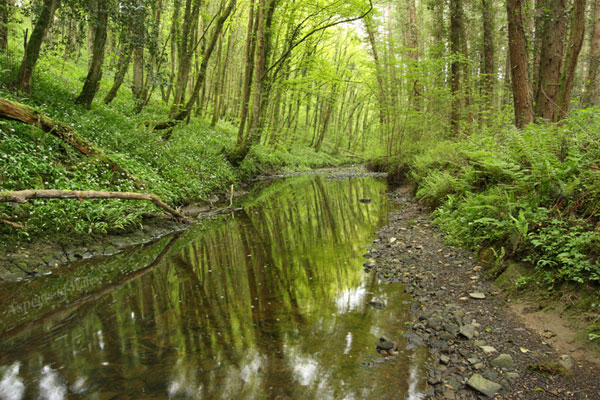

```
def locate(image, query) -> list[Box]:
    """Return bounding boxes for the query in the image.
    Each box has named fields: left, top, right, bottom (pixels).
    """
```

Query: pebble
left=469, top=292, right=486, bottom=300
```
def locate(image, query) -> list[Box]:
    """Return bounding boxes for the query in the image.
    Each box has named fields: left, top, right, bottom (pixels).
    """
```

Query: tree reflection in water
left=0, top=175, right=427, bottom=399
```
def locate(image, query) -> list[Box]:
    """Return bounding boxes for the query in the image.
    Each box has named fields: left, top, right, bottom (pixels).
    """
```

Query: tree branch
left=0, top=189, right=190, bottom=222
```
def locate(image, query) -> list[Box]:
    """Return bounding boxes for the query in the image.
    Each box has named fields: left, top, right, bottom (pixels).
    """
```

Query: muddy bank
left=364, top=186, right=600, bottom=399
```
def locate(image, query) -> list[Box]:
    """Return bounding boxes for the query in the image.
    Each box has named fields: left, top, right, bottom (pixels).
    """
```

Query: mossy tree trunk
left=13, top=0, right=60, bottom=94
left=75, top=0, right=110, bottom=108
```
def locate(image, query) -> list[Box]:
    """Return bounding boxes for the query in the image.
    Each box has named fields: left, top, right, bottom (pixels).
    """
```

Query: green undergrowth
left=0, top=51, right=350, bottom=245
left=369, top=108, right=600, bottom=342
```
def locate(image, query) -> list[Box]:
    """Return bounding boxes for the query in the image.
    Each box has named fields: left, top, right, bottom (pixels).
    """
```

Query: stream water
left=0, top=174, right=426, bottom=399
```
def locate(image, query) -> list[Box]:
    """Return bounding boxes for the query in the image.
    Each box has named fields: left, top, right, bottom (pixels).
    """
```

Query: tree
left=534, top=0, right=567, bottom=121
left=507, top=0, right=534, bottom=128
left=13, top=0, right=61, bottom=93
left=75, top=0, right=110, bottom=108
left=583, top=0, right=600, bottom=106
left=449, top=0, right=464, bottom=134
left=481, top=0, right=495, bottom=117
left=555, top=0, right=586, bottom=121
left=0, top=0, right=12, bottom=50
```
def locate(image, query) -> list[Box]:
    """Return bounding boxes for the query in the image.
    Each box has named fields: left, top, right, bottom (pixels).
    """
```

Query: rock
left=479, top=345, right=497, bottom=355
left=505, top=372, right=520, bottom=380
left=459, top=324, right=476, bottom=340
left=491, top=354, right=515, bottom=370
left=467, top=374, right=502, bottom=398
left=372, top=356, right=386, bottom=364
left=440, top=355, right=450, bottom=365
left=368, top=301, right=385, bottom=309
left=558, top=355, right=574, bottom=370
left=469, top=292, right=486, bottom=300
left=377, top=337, right=396, bottom=351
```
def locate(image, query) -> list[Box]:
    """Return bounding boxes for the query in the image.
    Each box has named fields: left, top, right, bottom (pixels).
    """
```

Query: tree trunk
left=0, top=0, right=11, bottom=50
left=507, top=0, right=534, bottom=128
left=170, top=0, right=201, bottom=117
left=534, top=0, right=567, bottom=121
left=13, top=0, right=60, bottom=93
left=103, top=38, right=132, bottom=104
left=0, top=190, right=188, bottom=221
left=173, top=0, right=236, bottom=123
left=236, top=0, right=257, bottom=145
left=481, top=0, right=495, bottom=115
left=75, top=0, right=109, bottom=108
left=583, top=0, right=600, bottom=106
left=131, top=0, right=147, bottom=110
left=555, top=0, right=586, bottom=121
left=449, top=0, right=463, bottom=134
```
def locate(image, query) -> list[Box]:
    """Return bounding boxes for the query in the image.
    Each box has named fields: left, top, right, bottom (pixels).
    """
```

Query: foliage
left=390, top=108, right=600, bottom=287
left=0, top=46, right=349, bottom=243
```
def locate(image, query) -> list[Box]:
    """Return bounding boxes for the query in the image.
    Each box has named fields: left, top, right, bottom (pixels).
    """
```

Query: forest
left=0, top=0, right=600, bottom=321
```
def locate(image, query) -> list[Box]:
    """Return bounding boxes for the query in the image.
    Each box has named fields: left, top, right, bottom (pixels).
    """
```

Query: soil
left=364, top=186, right=600, bottom=399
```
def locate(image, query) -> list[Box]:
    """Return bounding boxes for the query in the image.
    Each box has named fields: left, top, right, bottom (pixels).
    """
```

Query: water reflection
left=0, top=175, right=426, bottom=399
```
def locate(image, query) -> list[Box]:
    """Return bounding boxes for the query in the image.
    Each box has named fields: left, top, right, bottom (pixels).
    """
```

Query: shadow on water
left=0, top=175, right=427, bottom=399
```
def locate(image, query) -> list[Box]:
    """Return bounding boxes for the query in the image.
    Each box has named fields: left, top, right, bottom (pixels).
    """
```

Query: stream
left=0, top=173, right=427, bottom=399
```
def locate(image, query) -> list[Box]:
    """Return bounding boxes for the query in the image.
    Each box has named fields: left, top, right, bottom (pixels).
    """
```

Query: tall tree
left=13, top=0, right=60, bottom=93
left=582, top=0, right=600, bottom=106
left=449, top=0, right=464, bottom=134
left=507, top=0, right=534, bottom=127
left=75, top=0, right=110, bottom=108
left=172, top=0, right=237, bottom=122
left=0, top=0, right=11, bottom=50
left=481, top=0, right=495, bottom=116
left=555, top=0, right=586, bottom=121
left=534, top=0, right=567, bottom=121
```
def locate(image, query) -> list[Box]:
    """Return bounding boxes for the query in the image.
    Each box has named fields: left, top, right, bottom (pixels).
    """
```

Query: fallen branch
left=0, top=218, right=26, bottom=230
left=0, top=97, right=143, bottom=188
left=0, top=189, right=190, bottom=222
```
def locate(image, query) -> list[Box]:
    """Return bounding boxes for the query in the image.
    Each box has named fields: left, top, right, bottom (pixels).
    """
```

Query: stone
left=505, top=372, right=520, bottom=380
left=469, top=292, right=486, bottom=299
left=368, top=301, right=385, bottom=310
left=440, top=355, right=450, bottom=365
left=377, top=337, right=396, bottom=350
left=480, top=345, right=497, bottom=355
left=459, top=324, right=476, bottom=340
left=491, top=354, right=515, bottom=370
left=558, top=355, right=574, bottom=370
left=467, top=374, right=502, bottom=398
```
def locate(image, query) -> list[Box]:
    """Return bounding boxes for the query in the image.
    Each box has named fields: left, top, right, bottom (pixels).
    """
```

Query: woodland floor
left=365, top=186, right=600, bottom=399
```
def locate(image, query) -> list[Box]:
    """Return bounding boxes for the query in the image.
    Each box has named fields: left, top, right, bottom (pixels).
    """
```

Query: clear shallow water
left=0, top=175, right=426, bottom=399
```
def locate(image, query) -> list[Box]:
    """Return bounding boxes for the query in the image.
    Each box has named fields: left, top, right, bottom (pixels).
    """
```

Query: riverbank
left=365, top=186, right=600, bottom=399
left=0, top=167, right=382, bottom=282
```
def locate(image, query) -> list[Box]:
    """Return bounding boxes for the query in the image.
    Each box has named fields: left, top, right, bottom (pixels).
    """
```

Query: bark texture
left=555, top=0, right=586, bottom=121
left=534, top=0, right=567, bottom=121
left=507, top=0, right=534, bottom=128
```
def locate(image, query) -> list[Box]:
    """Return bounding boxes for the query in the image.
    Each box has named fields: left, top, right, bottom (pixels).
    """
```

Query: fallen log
left=0, top=189, right=190, bottom=222
left=0, top=97, right=143, bottom=188
left=0, top=218, right=26, bottom=230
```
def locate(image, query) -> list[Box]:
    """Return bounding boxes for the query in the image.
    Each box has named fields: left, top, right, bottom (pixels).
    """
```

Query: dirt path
left=365, top=186, right=600, bottom=399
